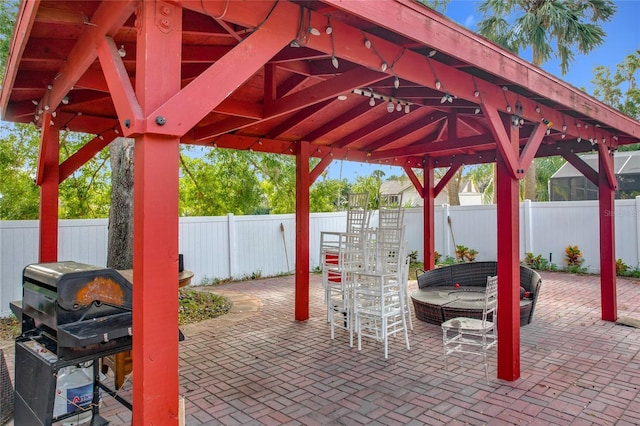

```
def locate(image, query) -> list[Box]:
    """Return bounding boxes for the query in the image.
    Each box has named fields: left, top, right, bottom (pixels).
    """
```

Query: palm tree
left=477, top=0, right=616, bottom=201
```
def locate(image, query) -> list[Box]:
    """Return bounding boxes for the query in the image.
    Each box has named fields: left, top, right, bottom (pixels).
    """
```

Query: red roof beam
left=322, top=0, right=639, bottom=141
left=146, top=4, right=295, bottom=136
left=30, top=1, right=138, bottom=124
left=366, top=112, right=446, bottom=153
left=0, top=0, right=38, bottom=117
left=369, top=133, right=495, bottom=161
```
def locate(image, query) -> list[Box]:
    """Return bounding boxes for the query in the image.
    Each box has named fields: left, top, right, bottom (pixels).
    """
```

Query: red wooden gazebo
left=2, top=1, right=639, bottom=424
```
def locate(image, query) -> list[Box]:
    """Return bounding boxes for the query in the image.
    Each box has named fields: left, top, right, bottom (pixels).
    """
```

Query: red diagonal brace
left=148, top=12, right=293, bottom=136
left=59, top=131, right=118, bottom=182
left=434, top=159, right=463, bottom=197
left=563, top=151, right=599, bottom=186
left=36, top=112, right=55, bottom=185
left=518, top=123, right=547, bottom=175
left=309, top=153, right=333, bottom=185
left=484, top=105, right=519, bottom=179
left=597, top=142, right=618, bottom=190
left=403, top=165, right=423, bottom=195
left=97, top=37, right=144, bottom=135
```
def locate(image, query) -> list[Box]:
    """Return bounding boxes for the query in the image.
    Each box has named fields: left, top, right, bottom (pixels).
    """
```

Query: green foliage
left=310, top=177, right=348, bottom=213
left=564, top=245, right=587, bottom=273
left=564, top=245, right=584, bottom=266
left=179, top=148, right=264, bottom=216
left=243, top=270, right=262, bottom=280
left=477, top=0, right=616, bottom=73
left=0, top=313, right=20, bottom=340
left=177, top=289, right=231, bottom=325
left=439, top=255, right=458, bottom=266
left=535, top=157, right=566, bottom=201
left=0, top=123, right=40, bottom=219
left=592, top=50, right=640, bottom=121
left=616, top=258, right=628, bottom=276
left=351, top=169, right=385, bottom=210
left=251, top=153, right=297, bottom=214
left=615, top=259, right=640, bottom=278
left=416, top=0, right=450, bottom=13
left=0, top=0, right=19, bottom=80
left=522, top=252, right=552, bottom=270
left=408, top=250, right=419, bottom=264
left=455, top=245, right=478, bottom=262
left=0, top=123, right=111, bottom=219
left=466, top=164, right=494, bottom=204
left=198, top=275, right=229, bottom=286
left=58, top=130, right=112, bottom=219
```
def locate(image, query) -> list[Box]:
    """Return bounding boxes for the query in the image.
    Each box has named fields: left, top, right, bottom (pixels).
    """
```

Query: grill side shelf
left=56, top=312, right=132, bottom=347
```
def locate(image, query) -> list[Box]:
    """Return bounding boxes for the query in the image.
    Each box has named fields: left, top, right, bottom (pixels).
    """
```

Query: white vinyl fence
left=2, top=199, right=640, bottom=316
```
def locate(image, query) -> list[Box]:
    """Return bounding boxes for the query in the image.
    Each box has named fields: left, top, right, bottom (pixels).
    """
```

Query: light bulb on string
left=369, top=96, right=376, bottom=107
left=387, top=101, right=394, bottom=113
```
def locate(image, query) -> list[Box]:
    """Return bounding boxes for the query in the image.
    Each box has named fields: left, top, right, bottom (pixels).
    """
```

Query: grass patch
left=178, top=289, right=231, bottom=325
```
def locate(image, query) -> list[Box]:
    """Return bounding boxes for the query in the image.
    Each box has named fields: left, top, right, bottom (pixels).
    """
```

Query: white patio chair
left=353, top=269, right=410, bottom=359
left=441, top=275, right=498, bottom=381
left=346, top=192, right=372, bottom=234
left=321, top=229, right=374, bottom=346
left=352, top=232, right=411, bottom=358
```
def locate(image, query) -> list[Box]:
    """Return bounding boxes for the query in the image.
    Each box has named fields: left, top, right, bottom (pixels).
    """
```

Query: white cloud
left=464, top=14, right=475, bottom=28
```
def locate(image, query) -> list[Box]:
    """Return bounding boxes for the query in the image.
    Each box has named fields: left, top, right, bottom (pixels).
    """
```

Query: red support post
left=295, top=141, right=310, bottom=321
left=495, top=125, right=521, bottom=381
left=423, top=159, right=436, bottom=270
left=38, top=118, right=59, bottom=262
left=599, top=151, right=617, bottom=321
left=132, top=2, right=182, bottom=424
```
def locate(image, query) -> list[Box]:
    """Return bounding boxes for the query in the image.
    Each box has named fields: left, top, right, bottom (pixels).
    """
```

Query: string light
left=325, top=16, right=333, bottom=34
left=352, top=88, right=413, bottom=113
left=329, top=16, right=338, bottom=69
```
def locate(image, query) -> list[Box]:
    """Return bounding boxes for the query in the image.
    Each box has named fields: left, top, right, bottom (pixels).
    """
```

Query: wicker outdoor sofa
left=412, top=261, right=542, bottom=326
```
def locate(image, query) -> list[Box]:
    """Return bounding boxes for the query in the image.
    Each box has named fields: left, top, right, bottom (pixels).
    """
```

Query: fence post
left=227, top=213, right=237, bottom=279
left=523, top=199, right=533, bottom=255
left=442, top=204, right=451, bottom=258
left=636, top=196, right=640, bottom=269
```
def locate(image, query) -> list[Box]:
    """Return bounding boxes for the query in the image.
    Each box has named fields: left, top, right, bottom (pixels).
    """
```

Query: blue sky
left=324, top=0, right=640, bottom=182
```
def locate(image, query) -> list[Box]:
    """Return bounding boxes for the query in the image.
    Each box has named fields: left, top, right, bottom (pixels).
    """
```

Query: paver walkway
left=2, top=271, right=640, bottom=425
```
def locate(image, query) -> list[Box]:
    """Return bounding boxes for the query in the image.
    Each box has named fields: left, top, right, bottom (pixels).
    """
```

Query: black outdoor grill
left=10, top=261, right=134, bottom=426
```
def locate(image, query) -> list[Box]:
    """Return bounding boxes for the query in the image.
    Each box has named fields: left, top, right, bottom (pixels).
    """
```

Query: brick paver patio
left=2, top=271, right=640, bottom=425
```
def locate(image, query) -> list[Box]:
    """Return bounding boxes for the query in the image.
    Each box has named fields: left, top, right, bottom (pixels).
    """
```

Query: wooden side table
left=102, top=270, right=194, bottom=389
